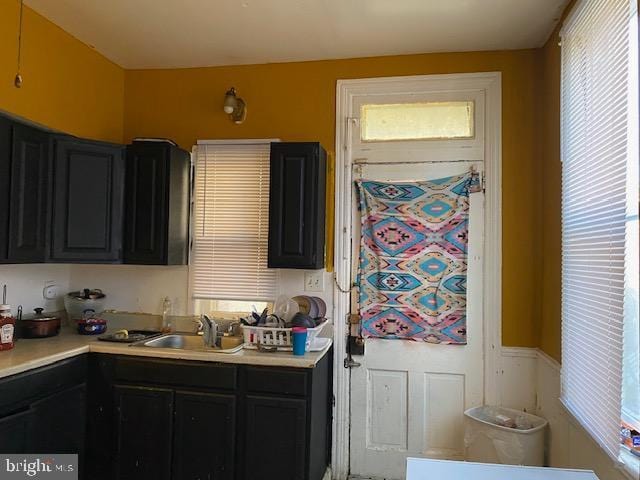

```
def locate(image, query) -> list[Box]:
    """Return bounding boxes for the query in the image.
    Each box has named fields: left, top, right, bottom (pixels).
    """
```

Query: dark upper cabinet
left=114, top=385, right=173, bottom=480
left=0, top=114, right=192, bottom=266
left=0, top=118, right=50, bottom=264
left=268, top=142, right=326, bottom=269
left=50, top=137, right=125, bottom=263
left=0, top=117, right=11, bottom=262
left=8, top=124, right=50, bottom=263
left=173, top=391, right=236, bottom=480
left=124, top=141, right=190, bottom=265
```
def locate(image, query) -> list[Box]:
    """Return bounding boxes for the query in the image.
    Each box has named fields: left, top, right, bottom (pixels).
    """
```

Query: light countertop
left=0, top=329, right=333, bottom=379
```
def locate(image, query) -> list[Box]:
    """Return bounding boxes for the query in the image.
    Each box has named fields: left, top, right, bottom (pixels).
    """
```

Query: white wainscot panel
left=424, top=373, right=465, bottom=457
left=500, top=347, right=538, bottom=412
left=367, top=369, right=408, bottom=450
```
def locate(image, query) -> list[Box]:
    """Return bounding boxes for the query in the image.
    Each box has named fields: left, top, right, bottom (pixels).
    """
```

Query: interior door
left=348, top=90, right=486, bottom=480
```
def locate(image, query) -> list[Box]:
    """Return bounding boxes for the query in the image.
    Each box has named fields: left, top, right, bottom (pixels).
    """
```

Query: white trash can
left=464, top=406, right=548, bottom=466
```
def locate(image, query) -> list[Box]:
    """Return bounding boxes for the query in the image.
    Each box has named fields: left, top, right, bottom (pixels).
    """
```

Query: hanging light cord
left=17, top=0, right=24, bottom=69
left=14, top=0, right=24, bottom=88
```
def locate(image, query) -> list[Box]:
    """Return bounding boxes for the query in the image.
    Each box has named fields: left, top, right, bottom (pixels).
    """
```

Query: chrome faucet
left=201, top=315, right=218, bottom=348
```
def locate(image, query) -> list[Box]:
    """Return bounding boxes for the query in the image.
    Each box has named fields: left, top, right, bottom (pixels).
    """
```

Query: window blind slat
left=560, top=0, right=637, bottom=461
left=190, top=143, right=278, bottom=302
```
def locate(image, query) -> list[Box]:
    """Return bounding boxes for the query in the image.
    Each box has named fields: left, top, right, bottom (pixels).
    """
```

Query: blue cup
left=292, top=327, right=308, bottom=355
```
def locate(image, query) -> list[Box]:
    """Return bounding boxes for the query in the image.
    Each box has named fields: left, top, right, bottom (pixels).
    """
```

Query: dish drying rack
left=242, top=323, right=325, bottom=352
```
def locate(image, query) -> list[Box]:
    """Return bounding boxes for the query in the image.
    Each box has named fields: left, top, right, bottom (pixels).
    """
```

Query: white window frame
left=187, top=139, right=280, bottom=316
left=559, top=0, right=639, bottom=473
left=351, top=89, right=485, bottom=164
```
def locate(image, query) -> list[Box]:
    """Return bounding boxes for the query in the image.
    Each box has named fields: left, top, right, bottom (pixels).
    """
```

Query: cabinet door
left=0, top=117, right=11, bottom=262
left=85, top=355, right=116, bottom=480
left=51, top=138, right=124, bottom=262
left=8, top=124, right=49, bottom=262
left=114, top=385, right=173, bottom=480
left=173, top=391, right=236, bottom=480
left=31, top=384, right=86, bottom=459
left=124, top=143, right=169, bottom=264
left=268, top=142, right=326, bottom=269
left=242, top=395, right=307, bottom=480
left=0, top=409, right=33, bottom=453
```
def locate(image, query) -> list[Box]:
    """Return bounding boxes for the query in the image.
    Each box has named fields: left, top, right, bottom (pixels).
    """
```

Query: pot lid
left=24, top=308, right=60, bottom=322
left=67, top=289, right=105, bottom=300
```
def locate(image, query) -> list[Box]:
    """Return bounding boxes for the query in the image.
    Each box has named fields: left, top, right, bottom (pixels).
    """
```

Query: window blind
left=191, top=142, right=278, bottom=302
left=560, top=0, right=638, bottom=460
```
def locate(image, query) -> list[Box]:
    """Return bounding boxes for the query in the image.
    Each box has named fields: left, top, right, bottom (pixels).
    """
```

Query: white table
left=406, top=458, right=599, bottom=480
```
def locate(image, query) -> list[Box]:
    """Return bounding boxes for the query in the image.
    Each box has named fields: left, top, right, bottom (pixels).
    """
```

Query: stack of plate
left=291, top=295, right=327, bottom=321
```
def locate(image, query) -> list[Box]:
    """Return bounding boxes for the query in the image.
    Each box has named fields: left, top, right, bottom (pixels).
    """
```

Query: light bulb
left=223, top=87, right=238, bottom=114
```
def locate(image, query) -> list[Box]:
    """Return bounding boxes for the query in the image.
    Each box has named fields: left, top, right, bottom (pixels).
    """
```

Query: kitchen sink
left=137, top=333, right=243, bottom=353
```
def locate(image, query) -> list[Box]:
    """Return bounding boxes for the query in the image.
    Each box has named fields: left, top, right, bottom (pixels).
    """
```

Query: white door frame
left=331, top=72, right=502, bottom=480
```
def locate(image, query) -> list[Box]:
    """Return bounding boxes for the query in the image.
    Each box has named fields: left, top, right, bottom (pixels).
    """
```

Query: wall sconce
left=223, top=87, right=247, bottom=124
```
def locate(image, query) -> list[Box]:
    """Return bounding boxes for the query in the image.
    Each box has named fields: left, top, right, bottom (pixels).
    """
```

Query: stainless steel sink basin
left=137, top=333, right=243, bottom=353
left=143, top=334, right=202, bottom=349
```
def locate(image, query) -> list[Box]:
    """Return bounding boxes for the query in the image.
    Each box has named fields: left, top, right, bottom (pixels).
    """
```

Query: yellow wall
left=539, top=32, right=562, bottom=362
left=0, top=0, right=124, bottom=142
left=0, top=0, right=550, bottom=349
left=124, top=50, right=543, bottom=348
left=538, top=0, right=577, bottom=362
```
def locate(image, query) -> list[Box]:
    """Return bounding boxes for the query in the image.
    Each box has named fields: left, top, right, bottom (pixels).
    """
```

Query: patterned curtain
left=356, top=173, right=472, bottom=344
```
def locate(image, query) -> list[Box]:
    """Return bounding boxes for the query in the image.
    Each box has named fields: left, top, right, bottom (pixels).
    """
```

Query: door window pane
left=360, top=101, right=474, bottom=141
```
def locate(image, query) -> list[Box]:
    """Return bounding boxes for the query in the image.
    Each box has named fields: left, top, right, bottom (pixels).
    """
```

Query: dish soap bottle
left=161, top=297, right=174, bottom=333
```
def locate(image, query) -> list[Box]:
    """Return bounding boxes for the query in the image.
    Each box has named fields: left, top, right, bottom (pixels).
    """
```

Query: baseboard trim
left=501, top=346, right=539, bottom=358
left=501, top=346, right=561, bottom=371
left=537, top=348, right=561, bottom=372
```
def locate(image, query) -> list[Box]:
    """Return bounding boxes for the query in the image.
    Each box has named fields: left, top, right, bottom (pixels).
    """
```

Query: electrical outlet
left=304, top=271, right=324, bottom=292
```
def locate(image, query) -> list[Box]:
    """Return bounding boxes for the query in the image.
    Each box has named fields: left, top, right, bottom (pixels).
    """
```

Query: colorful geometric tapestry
left=356, top=173, right=472, bottom=344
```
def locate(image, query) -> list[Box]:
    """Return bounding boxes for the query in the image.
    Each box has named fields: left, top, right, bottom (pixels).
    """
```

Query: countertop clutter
left=0, top=327, right=333, bottom=379
left=0, top=293, right=334, bottom=480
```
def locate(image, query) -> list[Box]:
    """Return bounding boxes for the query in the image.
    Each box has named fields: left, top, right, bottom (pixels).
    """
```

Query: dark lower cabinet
left=8, top=124, right=50, bottom=262
left=0, top=356, right=87, bottom=476
left=31, top=383, right=87, bottom=457
left=114, top=385, right=173, bottom=480
left=86, top=352, right=331, bottom=480
left=173, top=391, right=236, bottom=480
left=242, top=396, right=307, bottom=480
left=0, top=353, right=331, bottom=480
left=0, top=409, right=32, bottom=453
left=50, top=137, right=125, bottom=262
